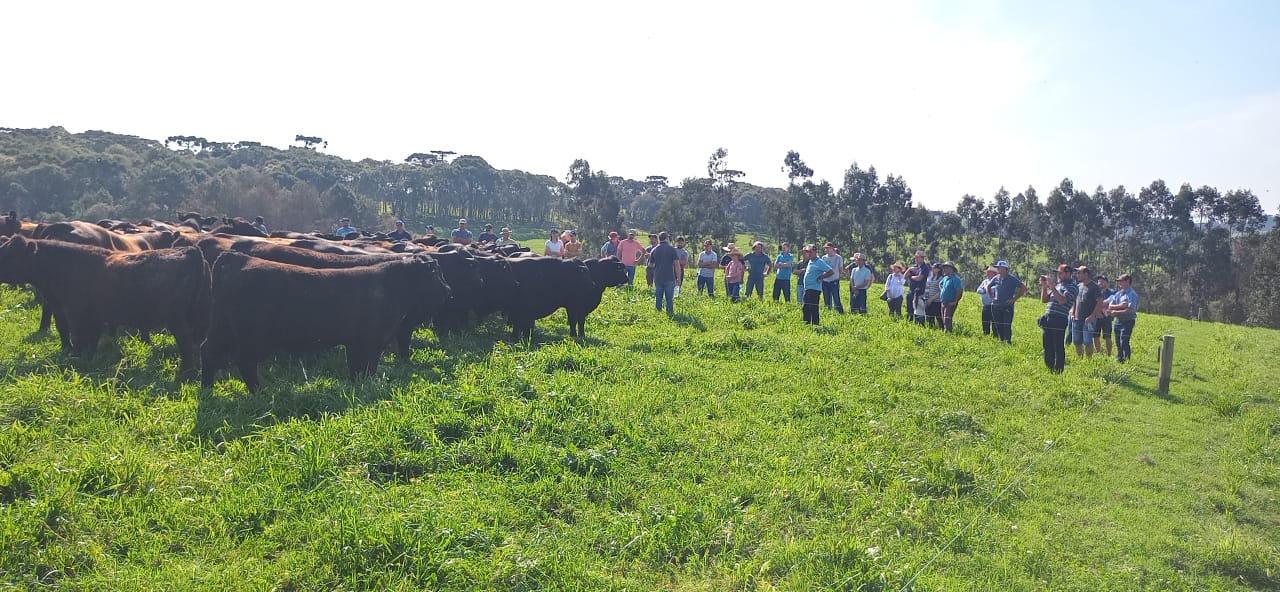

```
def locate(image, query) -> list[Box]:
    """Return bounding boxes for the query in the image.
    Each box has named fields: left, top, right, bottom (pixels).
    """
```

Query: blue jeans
left=990, top=304, right=1015, bottom=343
left=654, top=280, right=675, bottom=314
left=849, top=287, right=868, bottom=314
left=1070, top=319, right=1094, bottom=347
left=727, top=281, right=742, bottom=302
left=1114, top=318, right=1136, bottom=362
left=696, top=275, right=715, bottom=296
left=744, top=275, right=765, bottom=299
left=821, top=280, right=843, bottom=312
left=624, top=265, right=636, bottom=285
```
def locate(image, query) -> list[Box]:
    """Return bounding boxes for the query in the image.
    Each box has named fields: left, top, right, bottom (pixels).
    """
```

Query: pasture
left=0, top=280, right=1276, bottom=590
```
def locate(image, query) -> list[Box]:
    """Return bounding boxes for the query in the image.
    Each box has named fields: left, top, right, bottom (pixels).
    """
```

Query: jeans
left=773, top=278, right=791, bottom=302
left=727, top=281, right=742, bottom=302
left=849, top=287, right=868, bottom=314
left=1093, top=316, right=1113, bottom=340
left=991, top=304, right=1015, bottom=343
left=1042, top=314, right=1069, bottom=372
left=941, top=301, right=958, bottom=332
left=1114, top=317, right=1136, bottom=362
left=981, top=304, right=993, bottom=335
left=803, top=288, right=822, bottom=324
left=654, top=280, right=675, bottom=314
left=821, top=280, right=844, bottom=312
left=1069, top=319, right=1094, bottom=347
left=624, top=265, right=636, bottom=285
left=744, top=275, right=765, bottom=299
left=887, top=295, right=903, bottom=318
left=696, top=275, right=715, bottom=296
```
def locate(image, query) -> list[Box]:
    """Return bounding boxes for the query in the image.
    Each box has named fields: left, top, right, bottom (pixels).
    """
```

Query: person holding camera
left=1039, top=264, right=1078, bottom=373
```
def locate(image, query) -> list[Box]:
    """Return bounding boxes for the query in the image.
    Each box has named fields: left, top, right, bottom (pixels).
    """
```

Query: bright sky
left=4, top=0, right=1278, bottom=214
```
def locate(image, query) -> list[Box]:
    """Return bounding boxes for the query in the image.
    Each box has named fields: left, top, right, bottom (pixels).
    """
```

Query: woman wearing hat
left=724, top=246, right=745, bottom=303
left=938, top=261, right=963, bottom=332
left=883, top=262, right=906, bottom=319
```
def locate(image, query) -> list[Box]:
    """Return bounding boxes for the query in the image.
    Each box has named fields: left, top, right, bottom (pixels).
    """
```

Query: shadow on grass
left=671, top=313, right=706, bottom=332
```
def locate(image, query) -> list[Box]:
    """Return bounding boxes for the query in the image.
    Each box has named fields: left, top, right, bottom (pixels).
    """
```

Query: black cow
left=505, top=256, right=595, bottom=341
left=0, top=236, right=210, bottom=375
left=201, top=252, right=449, bottom=392
left=571, top=257, right=630, bottom=337
left=209, top=217, right=269, bottom=238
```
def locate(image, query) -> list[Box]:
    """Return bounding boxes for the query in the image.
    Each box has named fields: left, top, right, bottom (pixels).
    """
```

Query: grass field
left=0, top=274, right=1276, bottom=590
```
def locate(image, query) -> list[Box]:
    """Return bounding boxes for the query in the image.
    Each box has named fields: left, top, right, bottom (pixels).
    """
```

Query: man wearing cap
left=617, top=230, right=644, bottom=286
left=801, top=245, right=835, bottom=324
left=938, top=261, right=963, bottom=332
left=773, top=242, right=795, bottom=302
left=988, top=260, right=1026, bottom=343
left=1039, top=264, right=1078, bottom=373
left=848, top=252, right=874, bottom=314
left=1105, top=274, right=1139, bottom=363
left=388, top=220, right=412, bottom=241
left=1068, top=266, right=1104, bottom=358
left=600, top=231, right=621, bottom=257
left=477, top=224, right=498, bottom=243
left=906, top=250, right=930, bottom=323
left=451, top=219, right=473, bottom=245
left=253, top=216, right=268, bottom=235
left=820, top=243, right=845, bottom=313
left=1092, top=275, right=1116, bottom=357
left=335, top=217, right=357, bottom=237
left=696, top=239, right=719, bottom=297
left=424, top=225, right=436, bottom=238
left=742, top=241, right=773, bottom=300
left=975, top=266, right=998, bottom=336
left=650, top=231, right=679, bottom=314
left=495, top=227, right=518, bottom=247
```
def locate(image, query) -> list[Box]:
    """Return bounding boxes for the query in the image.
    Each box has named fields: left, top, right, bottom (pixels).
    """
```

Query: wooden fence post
left=1157, top=334, right=1175, bottom=395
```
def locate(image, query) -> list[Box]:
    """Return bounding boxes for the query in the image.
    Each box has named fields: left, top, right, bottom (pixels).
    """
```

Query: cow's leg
left=235, top=352, right=261, bottom=393
left=200, top=327, right=231, bottom=387
left=72, top=322, right=102, bottom=360
left=394, top=324, right=413, bottom=359
left=39, top=304, right=53, bottom=333
left=171, top=322, right=198, bottom=379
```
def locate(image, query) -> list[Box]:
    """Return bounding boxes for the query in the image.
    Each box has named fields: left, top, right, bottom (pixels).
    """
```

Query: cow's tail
left=188, top=248, right=214, bottom=345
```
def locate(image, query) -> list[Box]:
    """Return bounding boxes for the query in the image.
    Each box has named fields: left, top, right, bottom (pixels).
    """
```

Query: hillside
left=0, top=278, right=1275, bottom=590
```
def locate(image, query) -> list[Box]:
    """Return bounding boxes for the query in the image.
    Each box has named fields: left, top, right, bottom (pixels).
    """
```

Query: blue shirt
left=477, top=232, right=498, bottom=243
left=336, top=225, right=357, bottom=236
left=989, top=273, right=1024, bottom=305
left=743, top=252, right=771, bottom=277
left=1110, top=287, right=1139, bottom=319
left=774, top=252, right=795, bottom=280
left=939, top=274, right=962, bottom=303
left=803, top=258, right=833, bottom=292
left=451, top=228, right=473, bottom=242
left=649, top=242, right=678, bottom=283
left=850, top=265, right=873, bottom=289
left=601, top=241, right=619, bottom=257
left=1046, top=279, right=1077, bottom=318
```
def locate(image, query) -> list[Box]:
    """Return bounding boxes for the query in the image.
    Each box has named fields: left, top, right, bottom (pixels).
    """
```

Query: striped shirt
left=1045, top=279, right=1077, bottom=318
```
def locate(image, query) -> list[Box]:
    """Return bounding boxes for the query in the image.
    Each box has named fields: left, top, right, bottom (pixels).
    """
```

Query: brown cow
left=0, top=236, right=211, bottom=375
left=36, top=221, right=182, bottom=251
left=201, top=252, right=449, bottom=392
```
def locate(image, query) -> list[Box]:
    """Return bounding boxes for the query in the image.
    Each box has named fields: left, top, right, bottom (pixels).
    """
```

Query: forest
left=2, top=126, right=1277, bottom=328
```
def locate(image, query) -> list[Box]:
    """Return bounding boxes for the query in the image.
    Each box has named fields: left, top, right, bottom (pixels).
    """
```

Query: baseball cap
left=1076, top=265, right=1091, bottom=273
left=994, top=260, right=1009, bottom=268
left=1057, top=263, right=1072, bottom=273
left=458, top=218, right=467, bottom=224
left=395, top=220, right=404, bottom=225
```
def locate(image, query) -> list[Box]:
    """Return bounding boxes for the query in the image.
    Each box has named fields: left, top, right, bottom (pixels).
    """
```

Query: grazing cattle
left=571, top=257, right=630, bottom=337
left=201, top=252, right=449, bottom=392
left=504, top=256, right=595, bottom=341
left=179, top=211, right=220, bottom=230
left=0, top=236, right=210, bottom=375
left=1, top=213, right=21, bottom=237
left=208, top=217, right=269, bottom=237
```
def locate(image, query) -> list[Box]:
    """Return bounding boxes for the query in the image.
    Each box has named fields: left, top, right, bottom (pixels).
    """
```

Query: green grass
left=0, top=279, right=1276, bottom=590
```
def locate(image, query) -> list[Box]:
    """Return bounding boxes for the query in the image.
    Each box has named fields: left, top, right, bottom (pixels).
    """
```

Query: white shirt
left=545, top=239, right=564, bottom=256
left=885, top=272, right=905, bottom=298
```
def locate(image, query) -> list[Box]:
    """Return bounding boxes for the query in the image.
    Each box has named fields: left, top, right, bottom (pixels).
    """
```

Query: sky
left=4, top=0, right=1278, bottom=214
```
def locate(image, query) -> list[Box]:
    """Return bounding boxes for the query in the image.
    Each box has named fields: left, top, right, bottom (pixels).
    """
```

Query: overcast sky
left=4, top=0, right=1277, bottom=214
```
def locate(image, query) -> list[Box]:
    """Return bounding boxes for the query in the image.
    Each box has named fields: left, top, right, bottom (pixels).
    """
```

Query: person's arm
left=1013, top=284, right=1027, bottom=302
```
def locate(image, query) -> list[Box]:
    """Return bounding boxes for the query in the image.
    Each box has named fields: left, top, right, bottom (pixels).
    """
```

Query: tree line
left=2, top=127, right=1277, bottom=327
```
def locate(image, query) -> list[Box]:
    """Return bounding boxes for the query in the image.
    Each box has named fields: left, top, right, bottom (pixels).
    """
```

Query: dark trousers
left=803, top=288, right=822, bottom=324
left=925, top=301, right=942, bottom=328
left=696, top=275, right=715, bottom=296
left=727, top=281, right=742, bottom=303
left=941, top=302, right=958, bottom=332
left=991, top=304, right=1015, bottom=343
left=981, top=304, right=993, bottom=335
left=822, top=280, right=844, bottom=312
left=773, top=278, right=791, bottom=302
left=744, top=275, right=765, bottom=299
left=849, top=287, right=868, bottom=314
left=887, top=295, right=903, bottom=318
left=1042, top=314, right=1069, bottom=372
left=1115, top=318, right=1136, bottom=362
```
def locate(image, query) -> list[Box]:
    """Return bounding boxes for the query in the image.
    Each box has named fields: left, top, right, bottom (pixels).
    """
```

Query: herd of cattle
left=0, top=213, right=629, bottom=392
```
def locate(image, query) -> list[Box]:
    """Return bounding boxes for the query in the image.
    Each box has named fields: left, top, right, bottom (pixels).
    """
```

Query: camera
left=1039, top=275, right=1048, bottom=283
